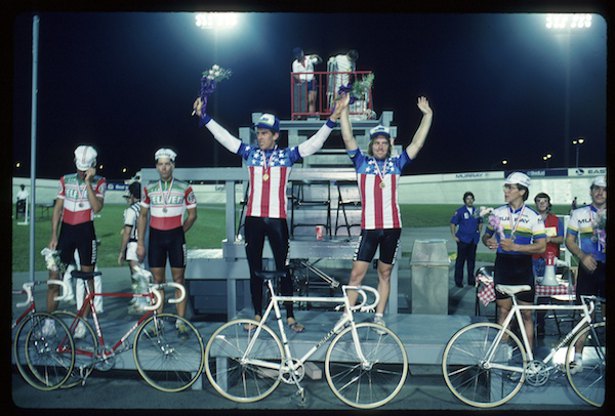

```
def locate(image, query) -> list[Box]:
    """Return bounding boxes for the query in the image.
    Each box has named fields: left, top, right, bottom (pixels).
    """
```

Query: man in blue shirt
left=450, top=192, right=482, bottom=287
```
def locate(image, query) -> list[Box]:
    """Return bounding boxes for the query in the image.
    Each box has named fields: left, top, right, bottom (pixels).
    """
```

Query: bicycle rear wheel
left=566, top=321, right=605, bottom=407
left=53, top=310, right=98, bottom=388
left=13, top=312, right=75, bottom=390
left=133, top=314, right=205, bottom=392
left=442, top=322, right=527, bottom=408
left=204, top=319, right=283, bottom=403
left=325, top=322, right=408, bottom=409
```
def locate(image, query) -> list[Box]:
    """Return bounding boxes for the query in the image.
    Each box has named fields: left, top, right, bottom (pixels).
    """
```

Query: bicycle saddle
left=255, top=271, right=287, bottom=280
left=71, top=270, right=103, bottom=280
left=496, top=284, right=531, bottom=296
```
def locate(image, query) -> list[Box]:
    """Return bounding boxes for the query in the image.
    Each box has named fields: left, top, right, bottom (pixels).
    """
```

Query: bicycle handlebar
left=142, top=287, right=163, bottom=311
left=341, top=285, right=380, bottom=312
left=149, top=282, right=186, bottom=304
left=15, top=280, right=70, bottom=308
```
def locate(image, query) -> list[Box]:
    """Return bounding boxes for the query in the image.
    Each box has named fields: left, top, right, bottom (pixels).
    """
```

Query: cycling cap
left=505, top=172, right=531, bottom=188
left=255, top=113, right=280, bottom=132
left=369, top=125, right=391, bottom=140
left=591, top=175, right=606, bottom=187
left=155, top=148, right=177, bottom=162
left=74, top=145, right=97, bottom=171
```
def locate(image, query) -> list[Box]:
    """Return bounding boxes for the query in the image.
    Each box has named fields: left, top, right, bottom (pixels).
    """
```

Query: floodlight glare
left=195, top=13, right=239, bottom=30
left=545, top=14, right=592, bottom=30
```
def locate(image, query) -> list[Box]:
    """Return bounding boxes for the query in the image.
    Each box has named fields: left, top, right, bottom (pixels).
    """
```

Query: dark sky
left=11, top=10, right=608, bottom=180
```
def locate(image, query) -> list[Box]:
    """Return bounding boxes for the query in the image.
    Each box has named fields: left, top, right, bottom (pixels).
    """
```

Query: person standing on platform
left=450, top=192, right=483, bottom=288
left=531, top=192, right=564, bottom=336
left=192, top=93, right=349, bottom=333
left=292, top=47, right=322, bottom=115
left=119, top=181, right=149, bottom=314
left=482, top=172, right=546, bottom=350
left=43, top=145, right=106, bottom=338
left=339, top=95, right=433, bottom=331
left=137, top=148, right=197, bottom=337
left=565, top=175, right=606, bottom=373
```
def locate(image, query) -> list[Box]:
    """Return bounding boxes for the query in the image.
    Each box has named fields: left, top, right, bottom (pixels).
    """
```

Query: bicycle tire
left=442, top=322, right=527, bottom=408
left=14, top=312, right=75, bottom=391
left=204, top=319, right=284, bottom=403
left=133, top=314, right=204, bottom=392
left=325, top=322, right=408, bottom=409
left=52, top=310, right=98, bottom=388
left=566, top=321, right=606, bottom=407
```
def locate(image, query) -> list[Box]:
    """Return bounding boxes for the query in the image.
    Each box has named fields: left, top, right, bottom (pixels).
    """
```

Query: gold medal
left=162, top=207, right=168, bottom=213
left=263, top=173, right=270, bottom=182
left=379, top=181, right=386, bottom=189
left=78, top=202, right=84, bottom=208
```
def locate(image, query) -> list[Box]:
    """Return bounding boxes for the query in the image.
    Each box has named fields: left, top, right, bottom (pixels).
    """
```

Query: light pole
left=545, top=14, right=592, bottom=167
left=572, top=137, right=585, bottom=168
left=542, top=153, right=552, bottom=168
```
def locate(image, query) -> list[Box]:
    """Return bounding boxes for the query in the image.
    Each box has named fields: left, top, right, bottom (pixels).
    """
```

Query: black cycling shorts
left=494, top=253, right=534, bottom=303
left=148, top=227, right=186, bottom=268
left=576, top=261, right=606, bottom=303
left=57, top=221, right=97, bottom=267
left=354, top=228, right=401, bottom=265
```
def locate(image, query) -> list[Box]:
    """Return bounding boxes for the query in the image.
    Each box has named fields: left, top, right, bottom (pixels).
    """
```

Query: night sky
left=10, top=9, right=608, bottom=180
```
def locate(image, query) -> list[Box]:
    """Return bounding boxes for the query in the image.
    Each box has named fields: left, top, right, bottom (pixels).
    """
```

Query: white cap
left=591, top=175, right=606, bottom=187
left=74, top=145, right=97, bottom=171
left=505, top=172, right=531, bottom=188
left=369, top=125, right=391, bottom=140
left=155, top=148, right=177, bottom=162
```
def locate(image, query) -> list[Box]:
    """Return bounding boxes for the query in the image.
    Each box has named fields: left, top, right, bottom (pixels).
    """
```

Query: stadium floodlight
left=195, top=13, right=239, bottom=30
left=545, top=14, right=592, bottom=30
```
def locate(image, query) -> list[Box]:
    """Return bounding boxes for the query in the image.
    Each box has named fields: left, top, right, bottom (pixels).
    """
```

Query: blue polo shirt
left=450, top=205, right=482, bottom=244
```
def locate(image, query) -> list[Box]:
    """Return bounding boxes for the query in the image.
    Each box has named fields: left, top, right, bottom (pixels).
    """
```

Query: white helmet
left=505, top=172, right=530, bottom=188
left=74, top=145, right=97, bottom=171
left=154, top=148, right=177, bottom=162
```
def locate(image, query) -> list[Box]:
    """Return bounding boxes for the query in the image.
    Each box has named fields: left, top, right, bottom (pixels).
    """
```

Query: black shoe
left=455, top=283, right=463, bottom=288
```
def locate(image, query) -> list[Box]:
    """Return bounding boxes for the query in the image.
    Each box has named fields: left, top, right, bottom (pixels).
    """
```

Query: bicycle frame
left=486, top=294, right=597, bottom=372
left=241, top=280, right=378, bottom=376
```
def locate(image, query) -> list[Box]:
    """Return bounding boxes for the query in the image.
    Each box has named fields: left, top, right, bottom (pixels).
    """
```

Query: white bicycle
left=204, top=271, right=408, bottom=409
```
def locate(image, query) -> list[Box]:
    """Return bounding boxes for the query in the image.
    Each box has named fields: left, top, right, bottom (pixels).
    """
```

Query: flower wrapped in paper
left=591, top=208, right=606, bottom=252
left=41, top=248, right=64, bottom=273
left=196, top=64, right=232, bottom=121
left=480, top=206, right=505, bottom=239
left=337, top=73, right=374, bottom=104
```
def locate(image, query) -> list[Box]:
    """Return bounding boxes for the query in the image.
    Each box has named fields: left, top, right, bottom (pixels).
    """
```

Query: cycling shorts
left=57, top=221, right=97, bottom=267
left=354, top=228, right=401, bottom=265
left=148, top=227, right=186, bottom=268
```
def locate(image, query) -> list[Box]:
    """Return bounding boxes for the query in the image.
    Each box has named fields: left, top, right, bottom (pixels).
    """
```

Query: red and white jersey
left=141, top=178, right=197, bottom=231
left=57, top=173, right=106, bottom=225
left=238, top=143, right=302, bottom=219
left=349, top=149, right=411, bottom=230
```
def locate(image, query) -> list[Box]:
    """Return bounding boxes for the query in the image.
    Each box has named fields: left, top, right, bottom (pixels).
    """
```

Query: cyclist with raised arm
left=44, top=145, right=106, bottom=337
left=339, top=95, right=433, bottom=330
left=193, top=94, right=349, bottom=333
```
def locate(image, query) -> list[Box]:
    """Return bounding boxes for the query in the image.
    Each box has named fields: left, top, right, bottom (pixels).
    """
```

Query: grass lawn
left=12, top=203, right=573, bottom=272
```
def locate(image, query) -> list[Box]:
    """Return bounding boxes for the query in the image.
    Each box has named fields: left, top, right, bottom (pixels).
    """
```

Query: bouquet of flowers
left=196, top=64, right=232, bottom=120
left=591, top=209, right=606, bottom=251
left=337, top=73, right=375, bottom=104
left=41, top=248, right=63, bottom=273
left=480, top=206, right=505, bottom=239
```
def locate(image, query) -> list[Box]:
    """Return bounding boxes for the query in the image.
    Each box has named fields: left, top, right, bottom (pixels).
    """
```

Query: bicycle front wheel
left=566, top=321, right=606, bottom=407
left=204, top=319, right=284, bottom=403
left=13, top=312, right=75, bottom=391
left=442, top=322, right=527, bottom=408
left=325, top=322, right=408, bottom=409
left=133, top=314, right=205, bottom=392
left=53, top=310, right=98, bottom=388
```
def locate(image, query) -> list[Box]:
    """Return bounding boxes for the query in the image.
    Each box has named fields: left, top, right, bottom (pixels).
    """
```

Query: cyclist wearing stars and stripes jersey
left=193, top=94, right=349, bottom=333
left=339, top=95, right=433, bottom=329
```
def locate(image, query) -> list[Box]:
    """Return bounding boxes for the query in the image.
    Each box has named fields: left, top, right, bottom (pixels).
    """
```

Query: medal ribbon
left=78, top=178, right=89, bottom=207
left=372, top=158, right=388, bottom=187
left=262, top=146, right=277, bottom=178
left=159, top=178, right=174, bottom=212
left=508, top=204, right=526, bottom=238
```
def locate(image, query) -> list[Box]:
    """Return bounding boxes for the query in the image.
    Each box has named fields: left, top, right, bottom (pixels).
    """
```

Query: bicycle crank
left=281, top=359, right=305, bottom=384
left=524, top=360, right=550, bottom=386
left=94, top=345, right=116, bottom=371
